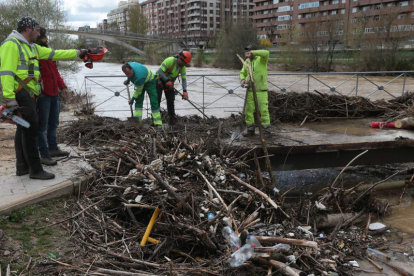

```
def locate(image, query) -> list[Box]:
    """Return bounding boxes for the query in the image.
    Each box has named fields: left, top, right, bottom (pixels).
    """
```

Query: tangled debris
left=36, top=116, right=414, bottom=276
left=268, top=91, right=414, bottom=123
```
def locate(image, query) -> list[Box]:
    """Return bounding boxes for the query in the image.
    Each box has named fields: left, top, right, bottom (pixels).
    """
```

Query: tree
left=127, top=4, right=149, bottom=34
left=0, top=0, right=80, bottom=75
left=0, top=0, right=65, bottom=41
left=215, top=19, right=259, bottom=69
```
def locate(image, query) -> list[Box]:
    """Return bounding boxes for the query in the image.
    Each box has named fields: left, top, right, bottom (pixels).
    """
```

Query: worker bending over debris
left=0, top=17, right=88, bottom=180
left=122, top=62, right=162, bottom=126
left=240, top=44, right=271, bottom=137
left=156, top=51, right=192, bottom=125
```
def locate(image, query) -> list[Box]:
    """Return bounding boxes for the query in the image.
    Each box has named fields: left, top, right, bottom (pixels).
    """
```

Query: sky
left=0, top=0, right=121, bottom=28
left=62, top=0, right=119, bottom=28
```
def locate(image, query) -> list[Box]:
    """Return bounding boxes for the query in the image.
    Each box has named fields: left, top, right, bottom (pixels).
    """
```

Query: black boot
left=243, top=129, right=256, bottom=137
left=168, top=115, right=177, bottom=125
left=49, top=148, right=70, bottom=157
left=16, top=162, right=29, bottom=176
left=40, top=157, right=57, bottom=166
left=29, top=170, right=55, bottom=180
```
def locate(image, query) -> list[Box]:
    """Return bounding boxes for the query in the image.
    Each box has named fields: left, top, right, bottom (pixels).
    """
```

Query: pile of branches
left=268, top=91, right=414, bottom=123
left=36, top=116, right=410, bottom=276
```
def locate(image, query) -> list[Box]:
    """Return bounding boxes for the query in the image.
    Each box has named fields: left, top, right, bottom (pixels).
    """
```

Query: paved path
left=0, top=112, right=92, bottom=213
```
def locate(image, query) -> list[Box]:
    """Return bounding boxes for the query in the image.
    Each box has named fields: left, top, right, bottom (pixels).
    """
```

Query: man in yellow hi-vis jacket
left=0, top=17, right=87, bottom=180
left=240, top=44, right=271, bottom=137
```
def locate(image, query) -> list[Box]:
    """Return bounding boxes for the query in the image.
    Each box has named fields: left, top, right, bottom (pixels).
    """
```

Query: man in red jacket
left=36, top=28, right=70, bottom=165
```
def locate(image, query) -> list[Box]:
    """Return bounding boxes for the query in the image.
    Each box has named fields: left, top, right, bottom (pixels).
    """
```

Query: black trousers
left=156, top=83, right=175, bottom=117
left=14, top=89, right=43, bottom=173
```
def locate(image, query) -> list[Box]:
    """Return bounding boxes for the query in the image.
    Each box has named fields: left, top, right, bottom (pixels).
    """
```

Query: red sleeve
left=53, top=62, right=67, bottom=89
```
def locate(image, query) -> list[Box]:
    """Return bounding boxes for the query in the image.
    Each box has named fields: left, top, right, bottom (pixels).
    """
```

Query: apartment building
left=253, top=0, right=414, bottom=44
left=140, top=0, right=255, bottom=46
left=107, top=0, right=139, bottom=32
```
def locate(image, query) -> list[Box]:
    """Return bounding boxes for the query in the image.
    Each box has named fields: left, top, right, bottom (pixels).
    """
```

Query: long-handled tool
left=125, top=83, right=140, bottom=122
left=0, top=104, right=30, bottom=128
left=173, top=88, right=210, bottom=120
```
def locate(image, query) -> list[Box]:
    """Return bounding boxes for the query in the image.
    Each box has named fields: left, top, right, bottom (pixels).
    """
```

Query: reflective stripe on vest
left=1, top=38, right=41, bottom=94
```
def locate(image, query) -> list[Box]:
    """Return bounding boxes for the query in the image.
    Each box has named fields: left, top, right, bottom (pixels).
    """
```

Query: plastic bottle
left=228, top=244, right=255, bottom=267
left=222, top=226, right=241, bottom=249
left=272, top=243, right=291, bottom=252
left=366, top=248, right=393, bottom=261
left=246, top=235, right=262, bottom=247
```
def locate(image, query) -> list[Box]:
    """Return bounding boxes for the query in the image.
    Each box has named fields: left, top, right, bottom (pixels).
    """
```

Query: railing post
left=356, top=74, right=359, bottom=97
left=202, top=76, right=205, bottom=115
left=402, top=72, right=407, bottom=96
left=307, top=74, right=310, bottom=92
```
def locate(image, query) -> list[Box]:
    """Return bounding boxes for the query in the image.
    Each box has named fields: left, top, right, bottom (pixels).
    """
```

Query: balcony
left=188, top=26, right=201, bottom=31
left=188, top=11, right=201, bottom=16
left=253, top=13, right=276, bottom=19
left=188, top=5, right=201, bottom=10
left=188, top=18, right=202, bottom=24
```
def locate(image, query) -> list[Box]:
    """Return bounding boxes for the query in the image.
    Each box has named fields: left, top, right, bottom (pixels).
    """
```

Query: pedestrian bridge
left=52, top=29, right=182, bottom=56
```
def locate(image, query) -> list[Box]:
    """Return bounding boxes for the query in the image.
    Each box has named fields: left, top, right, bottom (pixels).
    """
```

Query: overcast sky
left=0, top=0, right=120, bottom=28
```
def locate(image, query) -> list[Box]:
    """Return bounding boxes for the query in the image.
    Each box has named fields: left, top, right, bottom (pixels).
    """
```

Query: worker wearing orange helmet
left=156, top=51, right=192, bottom=125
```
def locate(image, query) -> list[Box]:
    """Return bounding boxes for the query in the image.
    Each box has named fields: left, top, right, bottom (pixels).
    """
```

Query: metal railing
left=82, top=71, right=414, bottom=119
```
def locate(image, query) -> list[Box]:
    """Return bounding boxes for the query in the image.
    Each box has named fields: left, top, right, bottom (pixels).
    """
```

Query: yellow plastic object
left=147, top=237, right=160, bottom=244
left=140, top=207, right=161, bottom=246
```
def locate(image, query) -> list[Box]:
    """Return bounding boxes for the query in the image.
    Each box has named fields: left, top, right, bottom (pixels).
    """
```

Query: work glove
left=129, top=97, right=135, bottom=106
left=182, top=91, right=188, bottom=100
left=124, top=79, right=130, bottom=86
left=241, top=80, right=246, bottom=88
left=79, top=49, right=88, bottom=60
left=5, top=98, right=18, bottom=108
left=165, top=81, right=173, bottom=91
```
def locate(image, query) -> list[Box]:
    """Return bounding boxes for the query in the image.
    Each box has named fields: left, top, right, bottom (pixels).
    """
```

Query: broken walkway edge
left=0, top=173, right=95, bottom=215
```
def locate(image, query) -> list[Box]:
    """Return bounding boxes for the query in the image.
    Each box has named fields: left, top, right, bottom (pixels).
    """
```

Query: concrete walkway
left=0, top=113, right=93, bottom=214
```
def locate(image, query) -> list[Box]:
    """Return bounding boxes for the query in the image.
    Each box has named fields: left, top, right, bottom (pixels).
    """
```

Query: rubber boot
left=29, top=170, right=55, bottom=180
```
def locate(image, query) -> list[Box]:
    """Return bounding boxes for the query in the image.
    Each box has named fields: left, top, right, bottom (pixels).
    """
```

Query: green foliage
left=193, top=49, right=205, bottom=67
left=144, top=42, right=170, bottom=65
left=127, top=4, right=149, bottom=34
left=0, top=0, right=66, bottom=42
left=215, top=19, right=259, bottom=69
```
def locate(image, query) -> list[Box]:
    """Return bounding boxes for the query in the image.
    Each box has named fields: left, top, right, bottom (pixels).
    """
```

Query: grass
left=0, top=197, right=74, bottom=274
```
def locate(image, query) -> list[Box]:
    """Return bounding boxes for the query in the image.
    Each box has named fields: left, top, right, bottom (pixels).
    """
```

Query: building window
left=340, top=9, right=345, bottom=14
left=341, top=0, right=346, bottom=3
left=364, top=27, right=373, bottom=33
left=412, top=12, right=414, bottom=18
left=273, top=0, right=279, bottom=3
left=351, top=18, right=357, bottom=23
left=305, top=13, right=312, bottom=18
left=400, top=1, right=409, bottom=6
left=398, top=13, right=407, bottom=19
left=299, top=1, right=320, bottom=9
left=375, top=4, right=382, bottom=9
left=298, top=14, right=302, bottom=18
left=332, top=0, right=339, bottom=4
left=387, top=3, right=393, bottom=7
left=278, top=15, right=291, bottom=21
left=278, top=5, right=291, bottom=12
left=331, top=10, right=337, bottom=14
left=323, top=11, right=328, bottom=15
left=362, top=6, right=370, bottom=11
left=373, top=15, right=380, bottom=21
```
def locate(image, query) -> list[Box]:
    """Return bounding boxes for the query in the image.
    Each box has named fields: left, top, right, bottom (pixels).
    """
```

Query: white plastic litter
left=369, top=222, right=387, bottom=231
